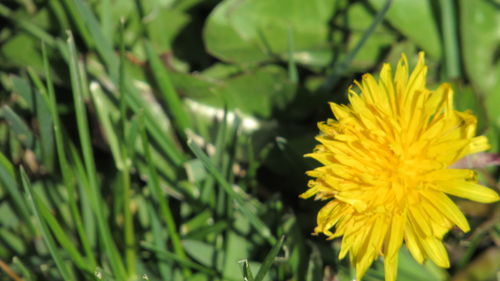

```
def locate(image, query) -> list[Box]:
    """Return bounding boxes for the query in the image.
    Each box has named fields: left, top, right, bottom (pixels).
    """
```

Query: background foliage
left=0, top=0, right=499, bottom=280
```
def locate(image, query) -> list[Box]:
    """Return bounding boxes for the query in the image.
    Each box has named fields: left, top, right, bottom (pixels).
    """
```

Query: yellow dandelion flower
left=301, top=52, right=499, bottom=281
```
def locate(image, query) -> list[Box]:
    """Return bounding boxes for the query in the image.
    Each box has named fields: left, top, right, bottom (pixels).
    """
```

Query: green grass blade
left=59, top=0, right=94, bottom=48
left=89, top=83, right=125, bottom=170
left=35, top=192, right=92, bottom=273
left=68, top=143, right=96, bottom=247
left=1, top=105, right=34, bottom=148
left=147, top=203, right=172, bottom=280
left=201, top=109, right=228, bottom=208
left=239, top=259, right=255, bottom=281
left=69, top=0, right=186, bottom=167
left=439, top=0, right=461, bottom=79
left=26, top=68, right=55, bottom=172
left=41, top=42, right=97, bottom=268
left=117, top=19, right=136, bottom=278
left=19, top=167, right=75, bottom=281
left=187, top=139, right=276, bottom=245
left=66, top=32, right=126, bottom=280
left=0, top=151, right=34, bottom=232
left=183, top=220, right=229, bottom=240
left=71, top=0, right=116, bottom=74
left=254, top=235, right=285, bottom=281
left=140, top=124, right=191, bottom=278
left=12, top=257, right=33, bottom=281
left=144, top=41, right=192, bottom=141
left=48, top=0, right=70, bottom=31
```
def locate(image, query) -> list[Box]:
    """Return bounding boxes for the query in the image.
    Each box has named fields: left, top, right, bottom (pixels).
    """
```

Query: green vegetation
left=0, top=0, right=498, bottom=280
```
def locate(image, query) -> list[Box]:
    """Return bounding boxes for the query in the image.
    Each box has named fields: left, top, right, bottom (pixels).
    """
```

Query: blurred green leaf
left=460, top=0, right=500, bottom=130
left=145, top=8, right=190, bottom=52
left=11, top=76, right=34, bottom=109
left=1, top=105, right=34, bottom=149
left=175, top=65, right=296, bottom=119
left=369, top=0, right=442, bottom=59
left=0, top=33, right=44, bottom=71
left=204, top=0, right=336, bottom=66
left=341, top=2, right=396, bottom=71
left=183, top=240, right=216, bottom=267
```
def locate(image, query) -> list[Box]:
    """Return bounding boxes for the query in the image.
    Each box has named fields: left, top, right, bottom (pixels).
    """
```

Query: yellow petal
left=406, top=52, right=427, bottom=95
left=409, top=207, right=432, bottom=237
left=420, top=190, right=470, bottom=232
left=404, top=224, right=424, bottom=264
left=426, top=169, right=476, bottom=181
left=394, top=53, right=409, bottom=94
left=421, top=237, right=450, bottom=268
left=433, top=180, right=500, bottom=203
left=385, top=214, right=405, bottom=258
left=465, top=136, right=490, bottom=155
left=329, top=102, right=351, bottom=121
left=384, top=254, right=399, bottom=281
left=420, top=199, right=453, bottom=238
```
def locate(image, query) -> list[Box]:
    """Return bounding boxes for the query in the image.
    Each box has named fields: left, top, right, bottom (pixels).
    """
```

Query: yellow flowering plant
left=301, top=52, right=499, bottom=281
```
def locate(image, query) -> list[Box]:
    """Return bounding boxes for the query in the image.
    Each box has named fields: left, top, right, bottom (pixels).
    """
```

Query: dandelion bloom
left=301, top=52, right=499, bottom=281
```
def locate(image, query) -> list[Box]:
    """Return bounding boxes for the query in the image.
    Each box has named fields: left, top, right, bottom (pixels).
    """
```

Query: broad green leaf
left=460, top=0, right=500, bottom=129
left=369, top=0, right=442, bottom=59
left=0, top=33, right=44, bottom=71
left=146, top=8, right=190, bottom=52
left=204, top=0, right=336, bottom=66
left=222, top=231, right=251, bottom=279
left=183, top=240, right=216, bottom=267
left=174, top=65, right=296, bottom=119
left=11, top=76, right=34, bottom=109
left=0, top=226, right=25, bottom=255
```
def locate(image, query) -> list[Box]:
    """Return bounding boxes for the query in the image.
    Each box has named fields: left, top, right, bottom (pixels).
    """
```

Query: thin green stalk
left=121, top=167, right=135, bottom=277
left=287, top=26, right=298, bottom=84
left=60, top=0, right=94, bottom=48
left=48, top=0, right=70, bottom=31
left=439, top=0, right=461, bottom=78
left=41, top=43, right=96, bottom=268
left=118, top=19, right=136, bottom=278
left=201, top=109, right=228, bottom=209
left=147, top=204, right=172, bottom=280
left=318, top=0, right=392, bottom=93
left=221, top=115, right=240, bottom=220
left=239, top=260, right=255, bottom=281
left=254, top=236, right=285, bottom=281
left=141, top=126, right=191, bottom=278
left=26, top=67, right=46, bottom=96
left=66, top=32, right=127, bottom=280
